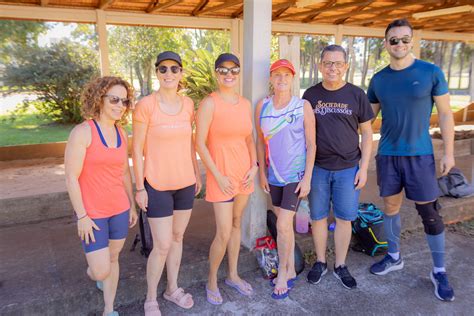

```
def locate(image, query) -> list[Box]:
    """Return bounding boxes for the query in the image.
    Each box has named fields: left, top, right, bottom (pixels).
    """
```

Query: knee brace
left=415, top=200, right=444, bottom=235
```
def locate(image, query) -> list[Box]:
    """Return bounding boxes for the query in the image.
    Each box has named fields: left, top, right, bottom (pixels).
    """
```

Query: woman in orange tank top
left=196, top=53, right=258, bottom=305
left=65, top=76, right=138, bottom=316
left=133, top=51, right=202, bottom=315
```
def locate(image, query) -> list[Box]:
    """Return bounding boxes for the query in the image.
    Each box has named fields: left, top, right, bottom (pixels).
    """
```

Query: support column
left=470, top=50, right=474, bottom=102
left=230, top=18, right=244, bottom=94
left=241, top=0, right=272, bottom=249
left=412, top=30, right=422, bottom=59
left=279, top=35, right=301, bottom=96
left=335, top=24, right=343, bottom=45
left=96, top=9, right=110, bottom=76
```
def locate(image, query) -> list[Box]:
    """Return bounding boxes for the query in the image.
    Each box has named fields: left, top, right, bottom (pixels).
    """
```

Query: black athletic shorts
left=269, top=182, right=300, bottom=211
left=144, top=179, right=195, bottom=218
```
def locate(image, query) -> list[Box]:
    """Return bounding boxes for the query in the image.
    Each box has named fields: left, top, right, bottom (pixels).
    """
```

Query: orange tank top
left=204, top=92, right=254, bottom=202
left=78, top=120, right=130, bottom=219
left=133, top=93, right=196, bottom=191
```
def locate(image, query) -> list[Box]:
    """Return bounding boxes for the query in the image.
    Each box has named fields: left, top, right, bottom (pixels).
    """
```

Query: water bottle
left=296, top=200, right=310, bottom=233
left=328, top=222, right=336, bottom=232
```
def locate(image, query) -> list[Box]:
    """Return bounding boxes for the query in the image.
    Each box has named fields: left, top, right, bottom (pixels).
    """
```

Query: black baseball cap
left=215, top=53, right=240, bottom=69
left=155, top=51, right=182, bottom=68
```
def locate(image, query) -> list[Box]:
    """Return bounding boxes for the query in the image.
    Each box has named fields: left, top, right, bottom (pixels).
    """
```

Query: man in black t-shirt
left=303, top=45, right=374, bottom=289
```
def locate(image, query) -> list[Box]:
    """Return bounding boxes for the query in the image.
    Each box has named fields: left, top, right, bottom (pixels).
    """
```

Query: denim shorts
left=375, top=154, right=440, bottom=202
left=82, top=209, right=129, bottom=253
left=308, top=165, right=360, bottom=221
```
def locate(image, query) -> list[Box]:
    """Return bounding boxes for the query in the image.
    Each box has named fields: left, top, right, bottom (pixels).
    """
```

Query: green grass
left=0, top=113, right=74, bottom=146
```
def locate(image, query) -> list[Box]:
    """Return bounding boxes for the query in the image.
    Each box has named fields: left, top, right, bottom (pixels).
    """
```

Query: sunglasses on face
left=157, top=65, right=182, bottom=74
left=388, top=36, right=412, bottom=46
left=103, top=94, right=131, bottom=108
left=321, top=61, right=346, bottom=69
left=216, top=67, right=240, bottom=76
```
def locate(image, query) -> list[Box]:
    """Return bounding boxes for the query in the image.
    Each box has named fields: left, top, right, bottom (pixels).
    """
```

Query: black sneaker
left=333, top=265, right=357, bottom=289
left=307, top=261, right=327, bottom=284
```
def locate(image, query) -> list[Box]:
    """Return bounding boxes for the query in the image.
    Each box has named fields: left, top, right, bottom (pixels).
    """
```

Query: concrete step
left=1, top=155, right=473, bottom=228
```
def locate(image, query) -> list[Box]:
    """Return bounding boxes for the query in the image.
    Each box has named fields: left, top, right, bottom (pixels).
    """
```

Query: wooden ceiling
left=1, top=0, right=473, bottom=33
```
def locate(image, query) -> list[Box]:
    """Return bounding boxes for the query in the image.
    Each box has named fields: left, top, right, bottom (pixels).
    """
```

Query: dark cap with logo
left=155, top=51, right=182, bottom=68
left=215, top=53, right=240, bottom=69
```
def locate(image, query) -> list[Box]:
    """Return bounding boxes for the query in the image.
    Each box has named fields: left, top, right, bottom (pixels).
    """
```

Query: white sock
left=433, top=267, right=446, bottom=274
left=388, top=252, right=400, bottom=260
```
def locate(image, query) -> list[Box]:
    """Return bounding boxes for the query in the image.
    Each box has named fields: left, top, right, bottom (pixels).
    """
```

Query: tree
left=0, top=20, right=49, bottom=64
left=2, top=40, right=99, bottom=123
left=108, top=26, right=193, bottom=97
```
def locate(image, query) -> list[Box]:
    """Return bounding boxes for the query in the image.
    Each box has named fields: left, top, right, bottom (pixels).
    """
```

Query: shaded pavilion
left=1, top=0, right=473, bottom=247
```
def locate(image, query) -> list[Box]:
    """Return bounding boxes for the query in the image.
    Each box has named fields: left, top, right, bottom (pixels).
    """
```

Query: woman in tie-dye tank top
left=255, top=59, right=316, bottom=300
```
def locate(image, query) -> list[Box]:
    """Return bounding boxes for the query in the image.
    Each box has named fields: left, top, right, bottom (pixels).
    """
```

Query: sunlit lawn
left=0, top=112, right=133, bottom=146
left=0, top=113, right=74, bottom=146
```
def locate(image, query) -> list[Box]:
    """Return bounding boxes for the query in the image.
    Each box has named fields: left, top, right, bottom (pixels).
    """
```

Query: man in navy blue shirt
left=367, top=19, right=455, bottom=302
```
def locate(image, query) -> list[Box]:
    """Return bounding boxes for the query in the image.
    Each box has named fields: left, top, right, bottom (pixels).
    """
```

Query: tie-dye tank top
left=259, top=96, right=306, bottom=186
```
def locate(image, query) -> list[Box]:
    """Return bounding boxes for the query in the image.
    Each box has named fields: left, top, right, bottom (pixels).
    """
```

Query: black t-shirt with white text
left=302, top=82, right=374, bottom=171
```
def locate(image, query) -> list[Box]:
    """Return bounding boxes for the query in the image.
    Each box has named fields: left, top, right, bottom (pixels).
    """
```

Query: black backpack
left=131, top=210, right=153, bottom=257
left=351, top=203, right=388, bottom=257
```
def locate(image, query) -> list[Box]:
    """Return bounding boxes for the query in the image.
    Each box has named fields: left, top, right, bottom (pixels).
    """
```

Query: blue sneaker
left=430, top=272, right=455, bottom=302
left=370, top=254, right=404, bottom=275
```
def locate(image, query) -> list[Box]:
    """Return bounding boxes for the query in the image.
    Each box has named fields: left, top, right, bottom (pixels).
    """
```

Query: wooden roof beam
left=275, top=0, right=373, bottom=21
left=334, top=0, right=374, bottom=24
left=98, top=0, right=115, bottom=10
left=192, top=0, right=209, bottom=16
left=197, top=0, right=242, bottom=16
left=302, top=0, right=336, bottom=23
left=231, top=5, right=243, bottom=19
left=313, top=0, right=440, bottom=23
left=147, top=0, right=183, bottom=14
left=272, top=1, right=296, bottom=20
left=344, top=3, right=469, bottom=27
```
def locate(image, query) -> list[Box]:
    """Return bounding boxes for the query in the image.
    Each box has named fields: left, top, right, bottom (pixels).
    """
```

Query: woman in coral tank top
left=133, top=51, right=202, bottom=315
left=65, top=76, right=138, bottom=316
left=196, top=53, right=258, bottom=305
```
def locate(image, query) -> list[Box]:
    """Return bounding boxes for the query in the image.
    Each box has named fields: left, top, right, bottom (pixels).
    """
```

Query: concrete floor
left=1, top=212, right=472, bottom=315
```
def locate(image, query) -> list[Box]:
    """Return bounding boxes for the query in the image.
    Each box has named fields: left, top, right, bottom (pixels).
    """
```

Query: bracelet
left=136, top=188, right=146, bottom=192
left=77, top=213, right=88, bottom=220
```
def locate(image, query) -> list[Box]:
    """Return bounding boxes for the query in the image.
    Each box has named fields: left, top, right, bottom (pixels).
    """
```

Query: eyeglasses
left=321, top=61, right=346, bottom=69
left=157, top=65, right=182, bottom=74
left=216, top=67, right=240, bottom=76
left=388, top=36, right=411, bottom=46
left=103, top=95, right=131, bottom=108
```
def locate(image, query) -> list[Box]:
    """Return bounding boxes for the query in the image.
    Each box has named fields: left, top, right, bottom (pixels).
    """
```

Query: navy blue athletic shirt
left=367, top=59, right=448, bottom=156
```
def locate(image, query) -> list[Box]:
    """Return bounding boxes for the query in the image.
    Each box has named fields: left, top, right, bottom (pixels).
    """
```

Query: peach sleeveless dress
left=205, top=92, right=254, bottom=202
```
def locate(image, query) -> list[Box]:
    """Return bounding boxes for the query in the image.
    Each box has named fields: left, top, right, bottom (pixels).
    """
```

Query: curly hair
left=80, top=76, right=135, bottom=125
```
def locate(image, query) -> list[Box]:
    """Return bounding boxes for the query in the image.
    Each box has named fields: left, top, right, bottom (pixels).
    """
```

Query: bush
left=2, top=41, right=99, bottom=123
left=183, top=48, right=218, bottom=109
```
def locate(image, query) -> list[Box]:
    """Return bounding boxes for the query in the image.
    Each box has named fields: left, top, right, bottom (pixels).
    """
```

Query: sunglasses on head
left=103, top=94, right=131, bottom=108
left=216, top=67, right=240, bottom=76
left=157, top=65, right=182, bottom=74
left=388, top=36, right=411, bottom=46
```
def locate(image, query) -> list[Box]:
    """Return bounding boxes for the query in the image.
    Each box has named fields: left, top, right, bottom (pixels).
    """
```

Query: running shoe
left=307, top=261, right=327, bottom=285
left=430, top=271, right=455, bottom=302
left=370, top=254, right=404, bottom=275
left=333, top=265, right=357, bottom=289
